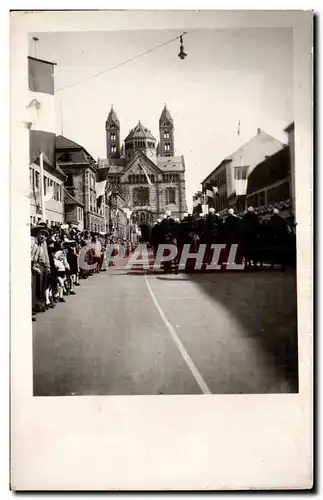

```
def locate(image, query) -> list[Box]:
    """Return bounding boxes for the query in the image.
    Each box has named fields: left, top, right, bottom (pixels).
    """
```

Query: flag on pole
left=237, top=120, right=241, bottom=136
left=139, top=163, right=152, bottom=185
left=202, top=193, right=209, bottom=215
left=212, top=185, right=219, bottom=195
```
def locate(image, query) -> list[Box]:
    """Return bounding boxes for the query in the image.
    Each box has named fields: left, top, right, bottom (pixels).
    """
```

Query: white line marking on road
left=144, top=275, right=212, bottom=395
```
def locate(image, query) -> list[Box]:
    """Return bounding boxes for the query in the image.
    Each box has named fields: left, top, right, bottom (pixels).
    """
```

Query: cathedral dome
left=125, top=121, right=156, bottom=142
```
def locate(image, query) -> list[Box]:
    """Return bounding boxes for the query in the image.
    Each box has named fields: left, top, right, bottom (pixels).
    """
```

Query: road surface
left=33, top=261, right=298, bottom=396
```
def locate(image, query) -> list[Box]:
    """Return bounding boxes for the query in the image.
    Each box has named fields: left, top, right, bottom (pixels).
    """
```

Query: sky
left=29, top=27, right=293, bottom=210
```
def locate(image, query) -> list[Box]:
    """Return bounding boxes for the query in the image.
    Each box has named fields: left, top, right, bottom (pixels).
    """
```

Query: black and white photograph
left=28, top=20, right=298, bottom=397
left=10, top=9, right=313, bottom=491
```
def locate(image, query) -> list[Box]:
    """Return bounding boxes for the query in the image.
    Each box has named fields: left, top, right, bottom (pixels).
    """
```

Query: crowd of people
left=31, top=207, right=297, bottom=321
left=149, top=207, right=297, bottom=273
left=30, top=223, right=134, bottom=323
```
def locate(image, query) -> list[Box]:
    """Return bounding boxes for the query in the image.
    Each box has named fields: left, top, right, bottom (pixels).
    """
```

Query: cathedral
left=97, top=105, right=188, bottom=241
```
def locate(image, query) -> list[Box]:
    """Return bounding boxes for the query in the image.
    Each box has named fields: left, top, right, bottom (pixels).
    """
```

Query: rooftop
left=159, top=105, right=173, bottom=125
left=106, top=106, right=120, bottom=127
left=125, top=122, right=156, bottom=141
left=202, top=130, right=285, bottom=184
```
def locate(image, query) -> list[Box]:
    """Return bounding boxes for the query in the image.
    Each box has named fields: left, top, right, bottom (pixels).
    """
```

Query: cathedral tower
left=159, top=105, right=174, bottom=157
left=105, top=105, right=120, bottom=160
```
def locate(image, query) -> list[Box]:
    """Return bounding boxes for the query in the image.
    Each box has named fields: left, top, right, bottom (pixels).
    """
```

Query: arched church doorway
left=133, top=210, right=154, bottom=243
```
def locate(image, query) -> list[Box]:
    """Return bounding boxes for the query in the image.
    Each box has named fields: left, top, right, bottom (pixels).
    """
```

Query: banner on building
left=95, top=180, right=107, bottom=199
left=28, top=57, right=55, bottom=95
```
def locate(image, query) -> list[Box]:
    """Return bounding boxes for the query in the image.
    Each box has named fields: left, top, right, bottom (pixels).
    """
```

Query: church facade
left=97, top=105, right=188, bottom=240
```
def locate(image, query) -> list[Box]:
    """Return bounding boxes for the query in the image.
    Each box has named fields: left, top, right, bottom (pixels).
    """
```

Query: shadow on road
left=109, top=265, right=298, bottom=393
left=185, top=269, right=299, bottom=393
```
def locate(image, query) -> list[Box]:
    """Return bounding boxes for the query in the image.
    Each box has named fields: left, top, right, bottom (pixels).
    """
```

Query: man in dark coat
left=270, top=208, right=289, bottom=244
left=160, top=211, right=176, bottom=272
left=223, top=208, right=243, bottom=264
left=203, top=208, right=220, bottom=265
left=241, top=206, right=259, bottom=267
left=150, top=218, right=162, bottom=255
left=269, top=208, right=290, bottom=267
left=193, top=212, right=206, bottom=243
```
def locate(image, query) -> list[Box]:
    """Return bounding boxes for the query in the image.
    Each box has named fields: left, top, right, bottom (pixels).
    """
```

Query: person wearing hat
left=223, top=207, right=242, bottom=263
left=31, top=225, right=51, bottom=313
left=160, top=211, right=176, bottom=272
left=224, top=208, right=241, bottom=241
left=202, top=207, right=221, bottom=265
left=269, top=207, right=289, bottom=266
left=194, top=212, right=206, bottom=242
left=150, top=219, right=162, bottom=256
left=53, top=242, right=69, bottom=302
left=241, top=206, right=259, bottom=268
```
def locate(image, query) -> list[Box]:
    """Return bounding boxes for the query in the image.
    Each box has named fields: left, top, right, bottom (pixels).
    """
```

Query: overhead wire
left=56, top=31, right=188, bottom=93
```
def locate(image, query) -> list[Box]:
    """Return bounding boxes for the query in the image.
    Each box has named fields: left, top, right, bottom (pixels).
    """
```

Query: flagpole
left=60, top=97, right=64, bottom=136
left=39, top=152, right=46, bottom=222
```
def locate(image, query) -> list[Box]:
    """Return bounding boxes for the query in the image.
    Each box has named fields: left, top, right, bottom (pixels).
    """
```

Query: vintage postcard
left=10, top=9, right=313, bottom=490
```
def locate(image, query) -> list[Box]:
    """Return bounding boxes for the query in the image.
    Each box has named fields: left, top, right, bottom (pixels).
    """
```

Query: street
left=33, top=258, right=298, bottom=396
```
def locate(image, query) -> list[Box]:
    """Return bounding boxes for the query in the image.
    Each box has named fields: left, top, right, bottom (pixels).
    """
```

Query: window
left=111, top=145, right=117, bottom=153
left=164, top=143, right=170, bottom=151
left=166, top=187, right=176, bottom=204
left=133, top=187, right=150, bottom=206
left=110, top=133, right=116, bottom=140
left=35, top=171, right=40, bottom=189
left=164, top=131, right=170, bottom=139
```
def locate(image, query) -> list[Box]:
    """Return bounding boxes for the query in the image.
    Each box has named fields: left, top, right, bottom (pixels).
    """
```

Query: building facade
left=56, top=135, right=105, bottom=232
left=98, top=105, right=188, bottom=241
left=28, top=56, right=66, bottom=226
left=246, top=145, right=292, bottom=217
left=200, top=129, right=285, bottom=214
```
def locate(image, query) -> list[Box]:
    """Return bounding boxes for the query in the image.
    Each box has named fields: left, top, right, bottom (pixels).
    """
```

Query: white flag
left=44, top=185, right=54, bottom=202
left=212, top=186, right=218, bottom=195
left=206, top=189, right=213, bottom=198
left=139, top=163, right=152, bottom=185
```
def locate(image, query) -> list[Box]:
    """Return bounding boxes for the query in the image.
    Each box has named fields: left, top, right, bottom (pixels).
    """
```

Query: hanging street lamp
left=178, top=34, right=187, bottom=60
